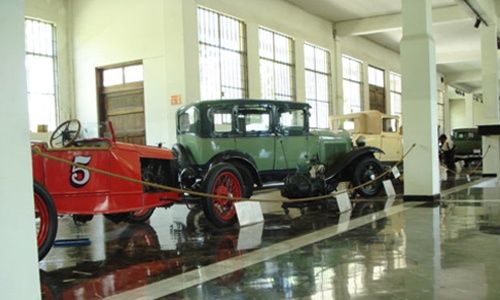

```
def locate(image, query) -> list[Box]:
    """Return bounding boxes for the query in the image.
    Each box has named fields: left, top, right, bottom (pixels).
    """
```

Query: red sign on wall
left=171, top=95, right=182, bottom=105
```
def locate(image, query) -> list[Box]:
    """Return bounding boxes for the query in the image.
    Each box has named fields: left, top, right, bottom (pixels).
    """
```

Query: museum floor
left=39, top=176, right=500, bottom=300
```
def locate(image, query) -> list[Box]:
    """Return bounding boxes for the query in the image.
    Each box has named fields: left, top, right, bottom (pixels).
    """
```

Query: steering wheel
left=49, top=119, right=81, bottom=148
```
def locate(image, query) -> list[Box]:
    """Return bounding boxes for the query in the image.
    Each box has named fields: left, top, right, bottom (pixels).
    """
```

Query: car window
left=279, top=109, right=305, bottom=135
left=236, top=107, right=271, bottom=134
left=382, top=118, right=398, bottom=133
left=178, top=107, right=200, bottom=134
left=337, top=119, right=355, bottom=131
left=212, top=110, right=233, bottom=133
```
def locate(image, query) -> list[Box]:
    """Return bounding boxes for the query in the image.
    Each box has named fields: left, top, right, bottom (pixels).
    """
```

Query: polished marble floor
left=39, top=177, right=500, bottom=299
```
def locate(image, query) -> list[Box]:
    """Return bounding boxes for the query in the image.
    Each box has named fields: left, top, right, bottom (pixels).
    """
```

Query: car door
left=234, top=104, right=275, bottom=172
left=274, top=107, right=309, bottom=171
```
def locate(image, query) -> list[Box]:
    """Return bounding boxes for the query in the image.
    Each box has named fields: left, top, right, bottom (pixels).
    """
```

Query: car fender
left=205, top=150, right=262, bottom=187
left=325, top=146, right=384, bottom=181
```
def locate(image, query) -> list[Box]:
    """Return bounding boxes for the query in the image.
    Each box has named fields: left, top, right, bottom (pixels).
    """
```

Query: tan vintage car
left=331, top=110, right=403, bottom=163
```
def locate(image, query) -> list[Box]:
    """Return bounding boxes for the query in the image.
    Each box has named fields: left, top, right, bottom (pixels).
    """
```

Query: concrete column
left=295, top=37, right=306, bottom=102
left=479, top=8, right=500, bottom=176
left=247, top=22, right=261, bottom=99
left=0, top=1, right=41, bottom=299
left=362, top=62, right=369, bottom=110
left=401, top=0, right=440, bottom=200
left=334, top=37, right=344, bottom=115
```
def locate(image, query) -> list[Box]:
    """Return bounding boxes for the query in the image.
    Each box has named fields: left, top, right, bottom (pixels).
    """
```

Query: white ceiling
left=286, top=0, right=494, bottom=93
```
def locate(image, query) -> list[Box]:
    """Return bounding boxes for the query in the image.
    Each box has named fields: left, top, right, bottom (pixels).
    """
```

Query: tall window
left=438, top=90, right=444, bottom=134
left=304, top=43, right=331, bottom=128
left=259, top=28, right=295, bottom=101
left=368, top=66, right=384, bottom=87
left=198, top=7, right=247, bottom=100
left=342, top=55, right=363, bottom=113
left=390, top=72, right=402, bottom=116
left=25, top=18, right=58, bottom=131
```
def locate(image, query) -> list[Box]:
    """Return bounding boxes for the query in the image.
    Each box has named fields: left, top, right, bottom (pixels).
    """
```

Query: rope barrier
left=32, top=144, right=416, bottom=204
left=440, top=145, right=491, bottom=178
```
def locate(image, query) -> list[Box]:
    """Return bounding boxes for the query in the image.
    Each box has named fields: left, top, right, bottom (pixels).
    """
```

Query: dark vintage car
left=174, top=99, right=386, bottom=227
left=32, top=120, right=181, bottom=260
left=451, top=127, right=482, bottom=163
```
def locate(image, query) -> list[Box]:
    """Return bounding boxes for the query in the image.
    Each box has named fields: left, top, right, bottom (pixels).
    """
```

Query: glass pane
left=304, top=44, right=315, bottom=70
left=280, top=109, right=304, bottom=128
left=315, top=47, right=328, bottom=73
left=220, top=15, right=241, bottom=51
left=274, top=34, right=292, bottom=63
left=103, top=68, right=123, bottom=87
left=199, top=45, right=221, bottom=100
left=213, top=112, right=232, bottom=133
left=316, top=74, right=328, bottom=102
left=260, top=60, right=274, bottom=99
left=245, top=113, right=270, bottom=132
left=274, top=63, right=292, bottom=99
left=259, top=29, right=274, bottom=59
left=26, top=54, right=55, bottom=94
left=317, top=101, right=329, bottom=129
left=124, top=65, right=143, bottom=83
left=305, top=71, right=316, bottom=100
left=307, top=100, right=318, bottom=128
left=198, top=8, right=219, bottom=45
left=28, top=94, right=56, bottom=131
left=220, top=50, right=243, bottom=93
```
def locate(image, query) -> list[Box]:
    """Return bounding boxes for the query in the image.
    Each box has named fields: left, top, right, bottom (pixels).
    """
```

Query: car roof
left=177, top=99, right=311, bottom=113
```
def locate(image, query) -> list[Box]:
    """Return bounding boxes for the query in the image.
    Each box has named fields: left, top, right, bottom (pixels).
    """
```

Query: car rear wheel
left=126, top=208, right=155, bottom=223
left=352, top=157, right=384, bottom=197
left=34, top=182, right=58, bottom=261
left=202, top=163, right=243, bottom=227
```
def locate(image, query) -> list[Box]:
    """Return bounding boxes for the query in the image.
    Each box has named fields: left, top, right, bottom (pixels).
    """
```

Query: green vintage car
left=452, top=127, right=482, bottom=163
left=174, top=99, right=385, bottom=227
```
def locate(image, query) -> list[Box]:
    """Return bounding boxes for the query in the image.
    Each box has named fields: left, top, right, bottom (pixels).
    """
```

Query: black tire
left=202, top=163, right=244, bottom=227
left=104, top=213, right=130, bottom=224
left=126, top=208, right=155, bottom=223
left=34, top=181, right=58, bottom=261
left=352, top=157, right=384, bottom=197
left=230, top=161, right=254, bottom=198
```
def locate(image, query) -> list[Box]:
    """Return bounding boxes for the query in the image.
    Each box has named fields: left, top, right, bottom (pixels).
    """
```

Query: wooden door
left=369, top=85, right=386, bottom=113
left=97, top=63, right=146, bottom=145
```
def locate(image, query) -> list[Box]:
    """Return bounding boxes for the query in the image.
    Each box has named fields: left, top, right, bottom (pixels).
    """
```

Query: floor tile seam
left=440, top=178, right=494, bottom=197
left=105, top=202, right=422, bottom=300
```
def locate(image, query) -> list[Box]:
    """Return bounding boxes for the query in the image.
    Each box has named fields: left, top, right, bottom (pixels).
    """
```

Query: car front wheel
left=202, top=163, right=243, bottom=227
left=352, top=157, right=384, bottom=197
left=34, top=181, right=58, bottom=260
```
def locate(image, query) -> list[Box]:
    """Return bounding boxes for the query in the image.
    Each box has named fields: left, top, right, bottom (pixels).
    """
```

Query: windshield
left=79, top=122, right=115, bottom=139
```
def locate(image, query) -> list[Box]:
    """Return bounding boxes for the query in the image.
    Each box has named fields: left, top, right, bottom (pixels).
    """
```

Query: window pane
left=198, top=7, right=247, bottom=100
left=304, top=44, right=315, bottom=70
left=259, top=29, right=274, bottom=59
left=124, top=65, right=143, bottom=83
left=260, top=59, right=274, bottom=99
left=368, top=66, right=384, bottom=87
left=25, top=18, right=57, bottom=131
left=103, top=68, right=123, bottom=86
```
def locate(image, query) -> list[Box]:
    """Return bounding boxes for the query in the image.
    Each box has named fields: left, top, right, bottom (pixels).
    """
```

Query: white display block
left=335, top=192, right=352, bottom=213
left=237, top=222, right=264, bottom=250
left=466, top=174, right=471, bottom=182
left=383, top=179, right=396, bottom=197
left=384, top=196, right=396, bottom=211
left=235, top=201, right=264, bottom=227
left=392, top=166, right=401, bottom=179
left=337, top=210, right=352, bottom=233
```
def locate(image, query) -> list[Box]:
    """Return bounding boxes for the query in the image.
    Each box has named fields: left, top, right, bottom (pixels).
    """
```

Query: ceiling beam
left=446, top=70, right=482, bottom=84
left=436, top=50, right=480, bottom=64
left=334, top=5, right=471, bottom=37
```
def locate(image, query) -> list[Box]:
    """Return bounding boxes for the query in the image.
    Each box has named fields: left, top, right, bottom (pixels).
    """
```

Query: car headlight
left=356, top=136, right=366, bottom=147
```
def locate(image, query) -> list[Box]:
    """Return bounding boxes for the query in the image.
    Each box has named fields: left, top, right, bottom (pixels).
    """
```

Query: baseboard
left=482, top=173, right=497, bottom=178
left=403, top=194, right=440, bottom=202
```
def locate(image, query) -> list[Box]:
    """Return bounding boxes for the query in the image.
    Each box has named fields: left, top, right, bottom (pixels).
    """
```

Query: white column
left=479, top=8, right=500, bottom=176
left=295, top=37, right=306, bottom=102
left=401, top=0, right=440, bottom=200
left=333, top=37, right=344, bottom=116
left=0, top=1, right=41, bottom=299
left=247, top=22, right=261, bottom=99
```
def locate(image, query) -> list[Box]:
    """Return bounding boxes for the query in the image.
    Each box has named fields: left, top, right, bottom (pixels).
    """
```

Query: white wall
left=0, top=1, right=41, bottom=298
left=26, top=0, right=74, bottom=122
left=340, top=36, right=401, bottom=114
left=71, top=0, right=336, bottom=146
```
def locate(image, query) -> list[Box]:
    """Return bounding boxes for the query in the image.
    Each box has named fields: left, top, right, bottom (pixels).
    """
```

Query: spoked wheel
left=126, top=208, right=155, bottom=223
left=34, top=182, right=58, bottom=261
left=49, top=119, right=81, bottom=148
left=352, top=157, right=384, bottom=197
left=202, top=163, right=243, bottom=227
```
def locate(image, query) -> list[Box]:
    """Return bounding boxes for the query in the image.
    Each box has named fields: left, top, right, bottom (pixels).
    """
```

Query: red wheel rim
left=34, top=193, right=49, bottom=247
left=211, top=171, right=241, bottom=221
left=133, top=209, right=151, bottom=218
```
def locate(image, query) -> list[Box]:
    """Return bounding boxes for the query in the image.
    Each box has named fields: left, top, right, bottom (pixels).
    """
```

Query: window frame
left=25, top=17, right=59, bottom=132
left=258, top=27, right=296, bottom=101
left=389, top=72, right=402, bottom=116
left=304, top=43, right=332, bottom=129
left=342, top=55, right=363, bottom=113
left=197, top=6, right=248, bottom=100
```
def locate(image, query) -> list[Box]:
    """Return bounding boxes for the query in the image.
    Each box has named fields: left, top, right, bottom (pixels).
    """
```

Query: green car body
left=452, top=128, right=482, bottom=162
left=174, top=99, right=384, bottom=227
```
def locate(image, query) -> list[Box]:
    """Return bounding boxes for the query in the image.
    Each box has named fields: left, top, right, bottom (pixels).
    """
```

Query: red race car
left=32, top=120, right=181, bottom=260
